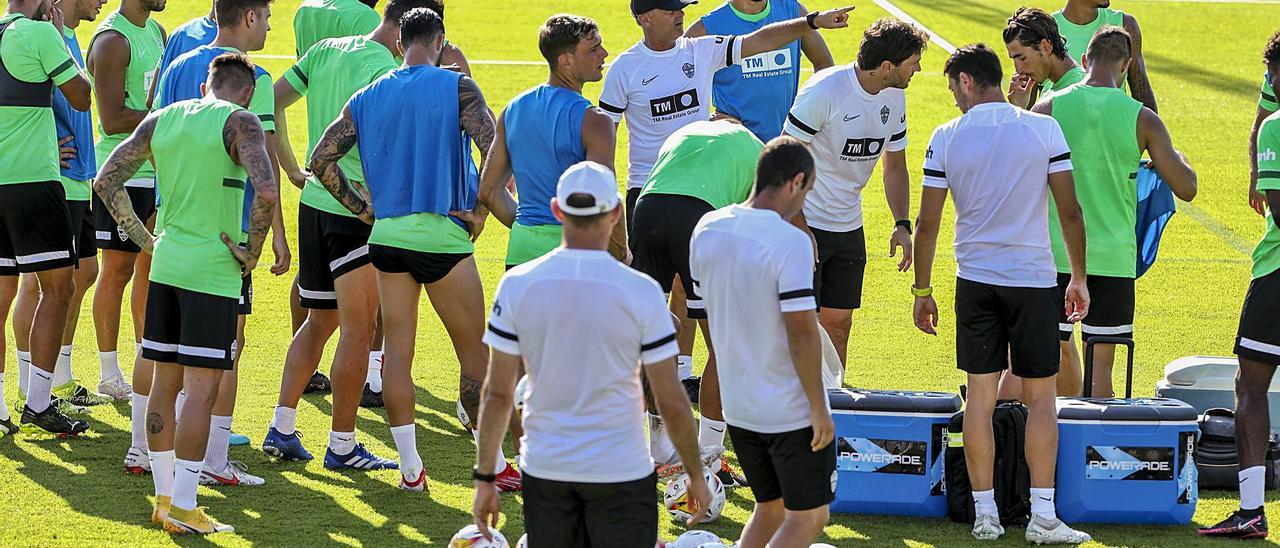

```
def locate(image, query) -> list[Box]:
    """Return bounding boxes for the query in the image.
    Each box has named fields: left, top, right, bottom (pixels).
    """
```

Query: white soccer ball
left=515, top=534, right=527, bottom=548
left=671, top=530, right=724, bottom=548
left=514, top=375, right=529, bottom=414
left=664, top=469, right=725, bottom=524
left=449, top=524, right=508, bottom=547
left=811, top=544, right=839, bottom=548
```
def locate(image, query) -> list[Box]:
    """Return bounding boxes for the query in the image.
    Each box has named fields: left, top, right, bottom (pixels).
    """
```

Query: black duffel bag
left=1196, top=408, right=1280, bottom=490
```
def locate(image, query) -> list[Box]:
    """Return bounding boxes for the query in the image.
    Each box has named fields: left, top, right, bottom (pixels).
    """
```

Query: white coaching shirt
left=600, top=35, right=744, bottom=189
left=922, top=102, right=1073, bottom=288
left=784, top=63, right=908, bottom=233
left=689, top=205, right=826, bottom=434
left=483, top=248, right=679, bottom=484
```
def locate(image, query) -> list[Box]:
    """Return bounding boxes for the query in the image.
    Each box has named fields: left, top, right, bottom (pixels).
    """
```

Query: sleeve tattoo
left=309, top=106, right=370, bottom=217
left=228, top=111, right=279, bottom=260
left=458, top=76, right=496, bottom=162
left=92, top=114, right=158, bottom=250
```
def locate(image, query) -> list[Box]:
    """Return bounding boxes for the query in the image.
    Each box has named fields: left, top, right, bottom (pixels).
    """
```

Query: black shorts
left=92, top=183, right=155, bottom=253
left=625, top=186, right=642, bottom=234
left=523, top=472, right=658, bottom=548
left=629, top=193, right=712, bottom=319
left=140, top=281, right=237, bottom=370
left=239, top=273, right=253, bottom=316
left=812, top=226, right=866, bottom=310
left=955, top=278, right=1060, bottom=379
left=1236, top=268, right=1280, bottom=366
left=297, top=204, right=373, bottom=309
left=68, top=199, right=95, bottom=260
left=369, top=244, right=470, bottom=285
left=1056, top=273, right=1134, bottom=341
left=729, top=424, right=837, bottom=511
left=0, top=181, right=76, bottom=276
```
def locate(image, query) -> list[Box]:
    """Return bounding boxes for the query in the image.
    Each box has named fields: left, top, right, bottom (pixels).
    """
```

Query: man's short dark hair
left=385, top=0, right=439, bottom=24
left=399, top=7, right=444, bottom=47
left=944, top=44, right=1003, bottom=89
left=214, top=0, right=270, bottom=29
left=1085, top=26, right=1132, bottom=66
left=539, top=14, right=599, bottom=69
left=561, top=193, right=613, bottom=226
left=1002, top=7, right=1068, bottom=59
left=208, top=52, right=256, bottom=91
left=754, top=136, right=814, bottom=193
left=1265, top=31, right=1280, bottom=70
left=856, top=18, right=929, bottom=69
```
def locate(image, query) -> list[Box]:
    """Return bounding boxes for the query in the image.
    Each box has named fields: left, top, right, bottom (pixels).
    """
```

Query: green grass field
left=2, top=0, right=1279, bottom=545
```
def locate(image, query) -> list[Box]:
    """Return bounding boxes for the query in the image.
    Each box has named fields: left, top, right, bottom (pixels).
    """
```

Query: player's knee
left=789, top=506, right=829, bottom=530
left=820, top=311, right=852, bottom=334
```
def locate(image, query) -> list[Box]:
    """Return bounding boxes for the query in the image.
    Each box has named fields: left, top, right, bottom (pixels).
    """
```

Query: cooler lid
left=828, top=388, right=962, bottom=414
left=1056, top=397, right=1198, bottom=422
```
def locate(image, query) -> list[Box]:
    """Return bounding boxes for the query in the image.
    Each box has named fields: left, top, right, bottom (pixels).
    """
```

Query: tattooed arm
left=456, top=76, right=496, bottom=240
left=222, top=110, right=279, bottom=275
left=310, top=104, right=373, bottom=224
left=1123, top=14, right=1158, bottom=113
left=92, top=113, right=159, bottom=253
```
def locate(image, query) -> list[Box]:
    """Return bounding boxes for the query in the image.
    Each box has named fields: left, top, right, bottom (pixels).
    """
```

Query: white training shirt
left=600, top=35, right=744, bottom=189
left=483, top=248, right=679, bottom=484
left=922, top=102, right=1073, bottom=288
left=689, top=205, right=826, bottom=433
left=783, top=64, right=908, bottom=232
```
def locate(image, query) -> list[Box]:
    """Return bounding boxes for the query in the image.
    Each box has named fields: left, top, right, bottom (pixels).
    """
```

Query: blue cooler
left=1055, top=397, right=1199, bottom=524
left=828, top=388, right=962, bottom=517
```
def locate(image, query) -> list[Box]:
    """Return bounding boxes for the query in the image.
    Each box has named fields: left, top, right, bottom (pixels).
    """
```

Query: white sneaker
left=398, top=469, right=426, bottom=492
left=97, top=375, right=133, bottom=401
left=971, top=513, right=1004, bottom=541
left=1025, top=515, right=1092, bottom=545
left=124, top=446, right=150, bottom=475
left=199, top=461, right=265, bottom=486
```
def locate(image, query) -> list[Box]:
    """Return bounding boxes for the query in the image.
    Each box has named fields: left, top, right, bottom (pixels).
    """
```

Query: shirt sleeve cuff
left=50, top=59, right=78, bottom=86
left=1048, top=152, right=1072, bottom=174
left=640, top=332, right=678, bottom=365
left=783, top=116, right=817, bottom=143
left=283, top=66, right=308, bottom=94
left=483, top=324, right=520, bottom=356
left=779, top=288, right=817, bottom=313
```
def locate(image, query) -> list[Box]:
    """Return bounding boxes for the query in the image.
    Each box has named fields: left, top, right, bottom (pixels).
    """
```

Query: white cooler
left=1154, top=356, right=1280, bottom=435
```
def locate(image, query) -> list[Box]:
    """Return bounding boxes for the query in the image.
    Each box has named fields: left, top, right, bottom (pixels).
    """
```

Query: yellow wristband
left=911, top=285, right=932, bottom=297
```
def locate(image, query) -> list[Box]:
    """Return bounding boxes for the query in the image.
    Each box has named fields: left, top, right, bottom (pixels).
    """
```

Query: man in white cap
left=471, top=161, right=710, bottom=546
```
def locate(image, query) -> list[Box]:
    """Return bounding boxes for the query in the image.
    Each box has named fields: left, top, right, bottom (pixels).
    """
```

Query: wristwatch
left=806, top=12, right=820, bottom=29
left=911, top=285, right=932, bottom=298
left=472, top=466, right=497, bottom=483
left=895, top=219, right=913, bottom=235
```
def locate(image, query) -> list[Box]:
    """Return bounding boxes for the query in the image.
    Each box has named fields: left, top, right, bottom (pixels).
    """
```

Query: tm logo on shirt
left=649, top=89, right=700, bottom=120
left=841, top=137, right=886, bottom=161
left=741, top=48, right=793, bottom=79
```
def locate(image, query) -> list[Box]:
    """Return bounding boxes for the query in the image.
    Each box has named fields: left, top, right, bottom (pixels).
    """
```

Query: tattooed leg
left=421, top=256, right=489, bottom=429
left=145, top=361, right=183, bottom=453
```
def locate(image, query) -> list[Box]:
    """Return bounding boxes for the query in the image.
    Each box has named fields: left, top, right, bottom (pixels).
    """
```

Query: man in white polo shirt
left=911, top=43, right=1091, bottom=544
left=783, top=18, right=928, bottom=367
left=689, top=137, right=834, bottom=546
left=470, top=161, right=710, bottom=546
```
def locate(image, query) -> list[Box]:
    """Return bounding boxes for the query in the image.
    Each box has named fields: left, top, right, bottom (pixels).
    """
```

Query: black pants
left=523, top=472, right=658, bottom=547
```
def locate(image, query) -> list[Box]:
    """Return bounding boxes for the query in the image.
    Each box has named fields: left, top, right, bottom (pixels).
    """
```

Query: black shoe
left=715, top=458, right=750, bottom=488
left=304, top=371, right=332, bottom=394
left=1198, top=509, right=1269, bottom=539
left=0, top=417, right=16, bottom=436
left=20, top=404, right=89, bottom=436
left=360, top=383, right=384, bottom=408
left=682, top=376, right=701, bottom=404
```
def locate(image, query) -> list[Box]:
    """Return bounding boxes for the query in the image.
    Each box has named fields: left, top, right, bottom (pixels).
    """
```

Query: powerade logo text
left=649, top=90, right=700, bottom=121
left=1084, top=445, right=1176, bottom=481
left=837, top=437, right=927, bottom=475
left=841, top=137, right=885, bottom=162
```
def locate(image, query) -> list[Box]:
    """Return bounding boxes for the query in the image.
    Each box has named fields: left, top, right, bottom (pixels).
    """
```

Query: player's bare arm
left=739, top=6, right=853, bottom=59
left=646, top=356, right=712, bottom=525
left=912, top=186, right=946, bottom=335
left=475, top=111, right=516, bottom=227
left=457, top=75, right=497, bottom=240
left=883, top=149, right=912, bottom=271
left=92, top=113, right=160, bottom=253
left=310, top=105, right=373, bottom=224
left=797, top=2, right=836, bottom=71
left=471, top=349, right=520, bottom=539
left=582, top=107, right=628, bottom=261
left=225, top=110, right=280, bottom=273
left=1122, top=14, right=1157, bottom=113
left=782, top=309, right=831, bottom=451
left=1138, top=108, right=1197, bottom=202
left=86, top=32, right=147, bottom=134
left=273, top=77, right=308, bottom=189
left=1048, top=170, right=1089, bottom=321
left=1251, top=106, right=1272, bottom=215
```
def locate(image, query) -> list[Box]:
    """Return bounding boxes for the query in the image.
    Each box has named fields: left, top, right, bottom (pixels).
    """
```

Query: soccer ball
left=664, top=469, right=725, bottom=524
left=811, top=544, right=838, bottom=548
left=671, top=530, right=724, bottom=548
left=449, top=524, right=508, bottom=547
left=515, top=534, right=526, bottom=548
left=514, top=375, right=529, bottom=414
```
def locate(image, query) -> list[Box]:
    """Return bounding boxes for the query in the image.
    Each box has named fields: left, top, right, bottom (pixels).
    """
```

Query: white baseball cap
left=556, top=161, right=621, bottom=216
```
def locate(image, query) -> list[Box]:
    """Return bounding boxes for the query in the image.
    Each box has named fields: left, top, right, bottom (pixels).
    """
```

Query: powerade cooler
left=829, top=388, right=962, bottom=516
left=1055, top=397, right=1199, bottom=524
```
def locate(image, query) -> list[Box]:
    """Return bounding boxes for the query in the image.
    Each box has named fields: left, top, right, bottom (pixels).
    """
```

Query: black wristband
left=472, top=466, right=497, bottom=483
left=895, top=219, right=913, bottom=235
left=806, top=11, right=819, bottom=30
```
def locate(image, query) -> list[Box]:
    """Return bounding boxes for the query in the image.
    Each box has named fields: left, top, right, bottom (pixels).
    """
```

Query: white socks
left=149, top=449, right=175, bottom=498
left=699, top=416, right=726, bottom=452
left=206, top=415, right=233, bottom=472
left=0, top=372, right=8, bottom=421
left=172, top=458, right=203, bottom=511
left=1030, top=487, right=1056, bottom=520
left=1241, top=466, right=1266, bottom=511
left=16, top=350, right=31, bottom=395
left=973, top=489, right=997, bottom=517
left=51, top=344, right=73, bottom=388
left=272, top=406, right=297, bottom=435
left=99, top=350, right=122, bottom=382
left=677, top=355, right=693, bottom=380
left=174, top=391, right=187, bottom=423
left=131, top=393, right=149, bottom=450
left=390, top=423, right=422, bottom=479
left=648, top=413, right=676, bottom=465
left=367, top=351, right=383, bottom=392
left=26, top=366, right=53, bottom=413
left=469, top=425, right=507, bottom=471
left=329, top=430, right=356, bottom=455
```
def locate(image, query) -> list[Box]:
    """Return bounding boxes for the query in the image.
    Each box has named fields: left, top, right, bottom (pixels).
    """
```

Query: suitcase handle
left=1082, top=336, right=1135, bottom=398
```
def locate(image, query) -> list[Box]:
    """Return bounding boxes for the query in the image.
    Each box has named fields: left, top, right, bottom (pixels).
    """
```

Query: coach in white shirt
left=911, top=44, right=1091, bottom=545
left=470, top=162, right=709, bottom=546
left=689, top=137, right=834, bottom=546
